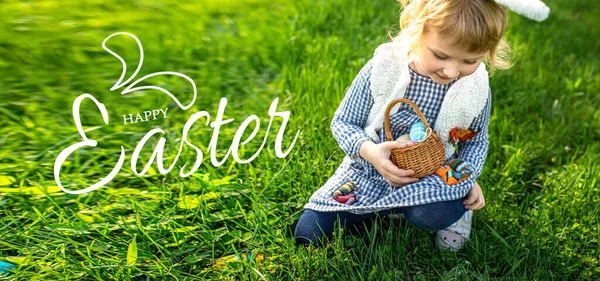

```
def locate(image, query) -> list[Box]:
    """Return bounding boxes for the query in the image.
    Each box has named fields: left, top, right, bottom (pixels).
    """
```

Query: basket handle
left=383, top=98, right=432, bottom=142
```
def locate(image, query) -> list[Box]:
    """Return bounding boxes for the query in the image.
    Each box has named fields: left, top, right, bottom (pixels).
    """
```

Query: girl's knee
left=294, top=209, right=339, bottom=246
left=403, top=200, right=466, bottom=231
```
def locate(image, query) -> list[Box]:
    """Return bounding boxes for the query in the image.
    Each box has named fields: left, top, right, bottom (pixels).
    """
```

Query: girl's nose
left=442, top=67, right=460, bottom=79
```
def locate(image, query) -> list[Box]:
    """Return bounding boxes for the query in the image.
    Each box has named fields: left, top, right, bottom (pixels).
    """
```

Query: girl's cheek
left=426, top=60, right=442, bottom=72
left=462, top=65, right=479, bottom=76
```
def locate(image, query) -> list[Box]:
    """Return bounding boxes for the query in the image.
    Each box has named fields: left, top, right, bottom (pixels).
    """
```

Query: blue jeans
left=294, top=198, right=467, bottom=246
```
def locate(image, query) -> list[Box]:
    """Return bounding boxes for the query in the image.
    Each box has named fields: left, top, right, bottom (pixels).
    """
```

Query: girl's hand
left=464, top=181, right=485, bottom=210
left=361, top=141, right=419, bottom=187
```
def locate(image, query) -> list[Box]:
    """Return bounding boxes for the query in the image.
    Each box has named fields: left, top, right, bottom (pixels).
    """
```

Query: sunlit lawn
left=0, top=0, right=599, bottom=280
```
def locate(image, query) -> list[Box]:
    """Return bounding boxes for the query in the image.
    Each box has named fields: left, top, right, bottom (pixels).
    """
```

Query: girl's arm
left=456, top=89, right=492, bottom=180
left=330, top=60, right=375, bottom=167
left=427, top=89, right=491, bottom=190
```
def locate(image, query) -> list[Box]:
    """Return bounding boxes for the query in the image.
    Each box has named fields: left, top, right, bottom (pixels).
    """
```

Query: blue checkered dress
left=303, top=59, right=491, bottom=214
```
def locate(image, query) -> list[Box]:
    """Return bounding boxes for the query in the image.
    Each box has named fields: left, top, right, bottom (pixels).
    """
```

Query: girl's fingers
left=383, top=161, right=415, bottom=177
left=386, top=175, right=419, bottom=187
left=377, top=153, right=419, bottom=187
left=475, top=188, right=485, bottom=209
left=466, top=192, right=485, bottom=210
left=395, top=142, right=413, bottom=149
left=385, top=172, right=417, bottom=185
left=382, top=163, right=419, bottom=187
left=479, top=192, right=486, bottom=209
left=385, top=141, right=412, bottom=150
left=468, top=200, right=483, bottom=210
left=466, top=199, right=480, bottom=210
left=466, top=181, right=486, bottom=210
left=404, top=176, right=420, bottom=184
left=463, top=191, right=478, bottom=206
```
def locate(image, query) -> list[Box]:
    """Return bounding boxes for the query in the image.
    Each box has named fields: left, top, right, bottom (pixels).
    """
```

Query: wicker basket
left=383, top=98, right=445, bottom=178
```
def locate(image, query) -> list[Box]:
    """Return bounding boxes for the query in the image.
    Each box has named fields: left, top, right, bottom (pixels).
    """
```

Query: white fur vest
left=364, top=42, right=490, bottom=159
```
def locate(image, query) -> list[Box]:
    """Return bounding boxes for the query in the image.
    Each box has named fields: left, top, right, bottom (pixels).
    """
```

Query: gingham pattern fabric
left=304, top=60, right=491, bottom=214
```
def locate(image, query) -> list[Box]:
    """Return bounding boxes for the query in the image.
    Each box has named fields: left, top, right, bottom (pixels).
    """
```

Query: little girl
left=295, top=0, right=513, bottom=251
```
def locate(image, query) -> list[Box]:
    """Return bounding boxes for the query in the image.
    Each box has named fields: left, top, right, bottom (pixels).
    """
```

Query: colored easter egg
left=334, top=193, right=356, bottom=205
left=449, top=158, right=469, bottom=172
left=409, top=121, right=429, bottom=142
left=397, top=134, right=411, bottom=142
left=0, top=261, right=15, bottom=275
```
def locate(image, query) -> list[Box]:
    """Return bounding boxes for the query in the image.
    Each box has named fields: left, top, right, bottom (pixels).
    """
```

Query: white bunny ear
left=495, top=0, right=551, bottom=22
left=102, top=32, right=144, bottom=91
left=101, top=32, right=198, bottom=110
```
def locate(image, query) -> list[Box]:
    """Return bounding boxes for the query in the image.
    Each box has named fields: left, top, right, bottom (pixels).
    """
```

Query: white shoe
left=436, top=210, right=473, bottom=251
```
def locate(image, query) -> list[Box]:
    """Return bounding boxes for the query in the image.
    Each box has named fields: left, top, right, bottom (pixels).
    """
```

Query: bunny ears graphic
left=495, top=0, right=550, bottom=22
left=101, top=32, right=197, bottom=110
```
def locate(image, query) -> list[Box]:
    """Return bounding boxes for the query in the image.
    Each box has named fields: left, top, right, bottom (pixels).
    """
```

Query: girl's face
left=412, top=29, right=486, bottom=85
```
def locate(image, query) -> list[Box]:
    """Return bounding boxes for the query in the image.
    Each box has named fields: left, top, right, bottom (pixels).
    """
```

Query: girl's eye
left=464, top=60, right=477, bottom=65
left=434, top=53, right=448, bottom=60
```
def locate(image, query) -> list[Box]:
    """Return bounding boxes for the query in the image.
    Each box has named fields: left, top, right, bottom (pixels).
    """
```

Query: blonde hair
left=392, top=0, right=512, bottom=74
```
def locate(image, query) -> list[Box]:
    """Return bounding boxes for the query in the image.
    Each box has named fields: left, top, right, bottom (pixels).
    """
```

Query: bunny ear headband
left=494, top=0, right=550, bottom=22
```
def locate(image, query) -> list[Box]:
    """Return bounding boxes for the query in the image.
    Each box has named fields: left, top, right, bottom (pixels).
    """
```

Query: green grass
left=1, top=0, right=599, bottom=279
